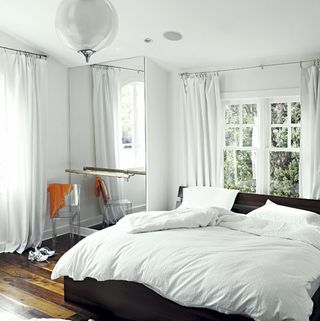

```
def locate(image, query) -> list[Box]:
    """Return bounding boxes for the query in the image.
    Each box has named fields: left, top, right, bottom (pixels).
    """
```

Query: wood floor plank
left=0, top=273, right=76, bottom=319
left=0, top=253, right=64, bottom=284
left=0, top=293, right=51, bottom=319
left=0, top=270, right=94, bottom=319
left=0, top=263, right=64, bottom=295
left=0, top=233, right=107, bottom=321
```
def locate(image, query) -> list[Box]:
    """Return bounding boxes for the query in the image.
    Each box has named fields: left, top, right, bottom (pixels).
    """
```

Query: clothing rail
left=66, top=167, right=146, bottom=180
left=83, top=166, right=146, bottom=176
left=0, top=45, right=47, bottom=60
left=179, top=58, right=320, bottom=77
left=91, top=63, right=144, bottom=73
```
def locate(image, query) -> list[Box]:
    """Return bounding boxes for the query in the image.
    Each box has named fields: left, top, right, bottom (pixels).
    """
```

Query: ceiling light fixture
left=55, top=0, right=118, bottom=63
left=163, top=31, right=183, bottom=41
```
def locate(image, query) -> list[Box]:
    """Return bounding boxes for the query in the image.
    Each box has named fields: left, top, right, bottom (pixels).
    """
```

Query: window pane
left=271, top=103, right=288, bottom=124
left=225, top=127, right=240, bottom=146
left=121, top=103, right=133, bottom=145
left=242, top=127, right=253, bottom=147
left=291, top=127, right=300, bottom=148
left=242, top=104, right=257, bottom=124
left=270, top=152, right=299, bottom=197
left=224, top=150, right=256, bottom=193
left=291, top=102, right=301, bottom=124
left=271, top=127, right=288, bottom=148
left=225, top=105, right=240, bottom=124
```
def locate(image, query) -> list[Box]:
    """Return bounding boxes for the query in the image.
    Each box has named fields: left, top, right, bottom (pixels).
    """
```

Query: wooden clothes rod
left=66, top=169, right=131, bottom=179
left=83, top=166, right=146, bottom=176
left=66, top=167, right=146, bottom=180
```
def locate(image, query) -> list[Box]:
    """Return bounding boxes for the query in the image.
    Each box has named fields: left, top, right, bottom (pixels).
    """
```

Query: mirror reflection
left=68, top=56, right=146, bottom=231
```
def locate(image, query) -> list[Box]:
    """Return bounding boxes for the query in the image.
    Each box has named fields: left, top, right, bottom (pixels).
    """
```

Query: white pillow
left=247, top=199, right=320, bottom=225
left=180, top=186, right=239, bottom=210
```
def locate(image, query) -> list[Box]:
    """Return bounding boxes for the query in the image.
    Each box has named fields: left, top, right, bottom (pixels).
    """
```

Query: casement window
left=119, top=81, right=145, bottom=169
left=223, top=97, right=301, bottom=197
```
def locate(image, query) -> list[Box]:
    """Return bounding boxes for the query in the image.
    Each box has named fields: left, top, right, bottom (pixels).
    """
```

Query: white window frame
left=119, top=80, right=145, bottom=170
left=222, top=91, right=300, bottom=196
left=223, top=99, right=261, bottom=193
left=265, top=96, right=300, bottom=195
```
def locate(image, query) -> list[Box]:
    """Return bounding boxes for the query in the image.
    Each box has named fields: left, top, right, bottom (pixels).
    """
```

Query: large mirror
left=68, top=56, right=146, bottom=232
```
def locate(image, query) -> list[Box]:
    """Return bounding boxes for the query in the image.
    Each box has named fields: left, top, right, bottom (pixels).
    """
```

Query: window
left=119, top=81, right=145, bottom=169
left=223, top=97, right=301, bottom=197
left=269, top=101, right=300, bottom=197
left=224, top=102, right=258, bottom=193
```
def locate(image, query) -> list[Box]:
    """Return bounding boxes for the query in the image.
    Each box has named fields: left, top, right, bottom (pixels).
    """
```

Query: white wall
left=0, top=31, right=70, bottom=242
left=69, top=66, right=101, bottom=227
left=145, top=58, right=169, bottom=210
left=167, top=64, right=301, bottom=209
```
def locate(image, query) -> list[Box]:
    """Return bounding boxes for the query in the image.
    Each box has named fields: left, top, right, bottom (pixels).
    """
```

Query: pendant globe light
left=55, top=0, right=118, bottom=63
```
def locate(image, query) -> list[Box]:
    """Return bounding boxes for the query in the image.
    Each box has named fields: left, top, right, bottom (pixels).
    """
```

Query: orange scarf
left=94, top=176, right=109, bottom=205
left=47, top=184, right=73, bottom=218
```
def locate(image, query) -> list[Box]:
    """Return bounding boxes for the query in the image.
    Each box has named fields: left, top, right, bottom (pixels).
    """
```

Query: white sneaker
left=38, top=246, right=55, bottom=257
left=28, top=249, right=49, bottom=262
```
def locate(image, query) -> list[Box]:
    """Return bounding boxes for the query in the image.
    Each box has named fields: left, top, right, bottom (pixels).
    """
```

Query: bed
left=54, top=187, right=320, bottom=321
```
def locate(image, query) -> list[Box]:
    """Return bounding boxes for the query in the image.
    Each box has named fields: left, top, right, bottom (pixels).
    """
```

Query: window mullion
left=288, top=100, right=292, bottom=149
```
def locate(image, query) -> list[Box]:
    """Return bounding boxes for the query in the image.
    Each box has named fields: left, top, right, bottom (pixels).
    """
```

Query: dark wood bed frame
left=64, top=187, right=320, bottom=321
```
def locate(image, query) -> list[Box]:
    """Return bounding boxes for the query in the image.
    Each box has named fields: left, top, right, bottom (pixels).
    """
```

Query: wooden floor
left=0, top=233, right=116, bottom=321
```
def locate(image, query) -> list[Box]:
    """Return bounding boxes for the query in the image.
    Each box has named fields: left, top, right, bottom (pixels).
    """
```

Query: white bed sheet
left=52, top=208, right=320, bottom=321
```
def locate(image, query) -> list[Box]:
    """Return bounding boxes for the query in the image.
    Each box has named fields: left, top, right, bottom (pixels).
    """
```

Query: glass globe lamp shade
left=55, top=0, right=118, bottom=62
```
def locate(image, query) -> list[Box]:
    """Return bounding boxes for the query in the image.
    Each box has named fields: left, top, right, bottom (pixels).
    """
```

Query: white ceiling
left=0, top=0, right=320, bottom=70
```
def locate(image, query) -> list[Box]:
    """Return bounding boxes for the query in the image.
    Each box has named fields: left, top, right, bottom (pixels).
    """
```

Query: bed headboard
left=177, top=186, right=320, bottom=214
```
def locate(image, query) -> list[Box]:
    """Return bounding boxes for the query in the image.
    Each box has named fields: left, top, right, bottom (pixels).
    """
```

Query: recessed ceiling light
left=144, top=38, right=153, bottom=43
left=163, top=31, right=183, bottom=41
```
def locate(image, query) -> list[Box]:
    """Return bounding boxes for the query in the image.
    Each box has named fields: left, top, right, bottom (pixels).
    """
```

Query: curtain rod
left=0, top=45, right=47, bottom=60
left=179, top=58, right=320, bottom=77
left=91, top=63, right=144, bottom=73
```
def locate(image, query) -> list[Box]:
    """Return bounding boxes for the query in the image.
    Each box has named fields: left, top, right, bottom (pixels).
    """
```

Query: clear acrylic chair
left=98, top=179, right=132, bottom=227
left=51, top=184, right=81, bottom=250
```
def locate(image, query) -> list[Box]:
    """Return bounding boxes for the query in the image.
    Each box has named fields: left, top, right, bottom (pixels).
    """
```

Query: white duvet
left=52, top=207, right=320, bottom=321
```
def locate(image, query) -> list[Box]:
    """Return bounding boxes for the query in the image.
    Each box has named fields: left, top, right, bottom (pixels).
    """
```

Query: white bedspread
left=52, top=207, right=320, bottom=321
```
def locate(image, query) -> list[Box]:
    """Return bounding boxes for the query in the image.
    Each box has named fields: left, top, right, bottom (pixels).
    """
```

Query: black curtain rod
left=92, top=63, right=144, bottom=73
left=0, top=45, right=47, bottom=59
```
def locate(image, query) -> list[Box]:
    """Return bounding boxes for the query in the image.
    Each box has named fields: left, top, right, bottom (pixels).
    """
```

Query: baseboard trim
left=42, top=215, right=103, bottom=241
left=132, top=204, right=146, bottom=213
left=42, top=203, right=146, bottom=241
left=0, top=241, right=5, bottom=252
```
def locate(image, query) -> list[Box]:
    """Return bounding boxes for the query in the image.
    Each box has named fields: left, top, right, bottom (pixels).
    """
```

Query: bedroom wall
left=0, top=31, right=70, bottom=242
left=69, top=66, right=100, bottom=227
left=166, top=64, right=301, bottom=209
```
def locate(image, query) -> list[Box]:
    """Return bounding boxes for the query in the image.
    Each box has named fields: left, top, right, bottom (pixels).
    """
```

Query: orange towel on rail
left=94, top=176, right=109, bottom=205
left=47, top=184, right=73, bottom=218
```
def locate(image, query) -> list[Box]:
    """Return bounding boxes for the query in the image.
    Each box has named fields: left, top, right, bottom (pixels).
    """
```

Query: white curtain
left=0, top=50, right=47, bottom=253
left=179, top=73, right=224, bottom=187
left=92, top=66, right=124, bottom=223
left=300, top=65, right=320, bottom=199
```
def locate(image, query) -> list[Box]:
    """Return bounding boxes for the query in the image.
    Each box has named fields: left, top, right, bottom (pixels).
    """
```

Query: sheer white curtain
left=300, top=64, right=320, bottom=199
left=179, top=73, right=224, bottom=187
left=92, top=66, right=124, bottom=223
left=0, top=50, right=47, bottom=253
